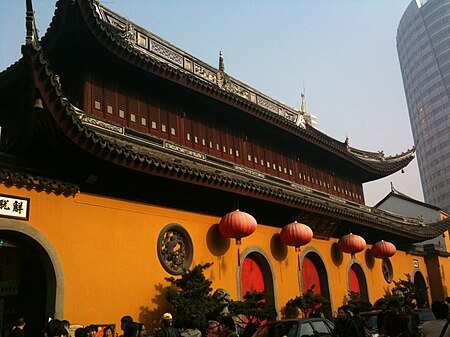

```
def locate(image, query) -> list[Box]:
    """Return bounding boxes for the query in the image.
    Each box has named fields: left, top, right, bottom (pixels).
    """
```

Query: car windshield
left=417, top=310, right=435, bottom=323
left=253, top=321, right=298, bottom=337
left=364, top=315, right=378, bottom=331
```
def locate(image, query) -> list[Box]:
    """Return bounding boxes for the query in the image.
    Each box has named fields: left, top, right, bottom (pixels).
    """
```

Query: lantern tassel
left=238, top=246, right=241, bottom=266
left=296, top=246, right=301, bottom=271
left=236, top=238, right=242, bottom=266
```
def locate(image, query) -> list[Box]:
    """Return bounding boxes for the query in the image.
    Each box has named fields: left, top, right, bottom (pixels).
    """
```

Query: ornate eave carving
left=94, top=2, right=308, bottom=128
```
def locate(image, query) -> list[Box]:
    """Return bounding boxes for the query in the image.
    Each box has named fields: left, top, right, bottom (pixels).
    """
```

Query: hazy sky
left=0, top=0, right=420, bottom=206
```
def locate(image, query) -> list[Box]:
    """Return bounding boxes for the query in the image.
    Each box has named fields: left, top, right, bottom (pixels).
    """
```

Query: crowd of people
left=7, top=297, right=450, bottom=337
left=331, top=298, right=450, bottom=337
left=5, top=313, right=239, bottom=337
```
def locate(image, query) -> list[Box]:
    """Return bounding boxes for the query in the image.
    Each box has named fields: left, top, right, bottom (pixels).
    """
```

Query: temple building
left=0, top=1, right=448, bottom=336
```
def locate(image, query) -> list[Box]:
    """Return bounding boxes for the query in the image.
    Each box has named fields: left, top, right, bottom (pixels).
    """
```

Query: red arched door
left=242, top=255, right=265, bottom=295
left=302, top=256, right=322, bottom=294
left=349, top=265, right=361, bottom=293
left=349, top=263, right=368, bottom=300
left=241, top=252, right=275, bottom=307
left=301, top=252, right=332, bottom=319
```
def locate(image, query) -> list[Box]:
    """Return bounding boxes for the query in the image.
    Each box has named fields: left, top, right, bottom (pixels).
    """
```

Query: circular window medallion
left=157, top=224, right=194, bottom=275
left=382, top=258, right=393, bottom=283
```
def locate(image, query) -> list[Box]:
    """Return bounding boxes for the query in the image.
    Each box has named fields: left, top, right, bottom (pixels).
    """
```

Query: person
left=86, top=326, right=98, bottom=337
left=120, top=317, right=134, bottom=337
left=103, top=326, right=114, bottom=337
left=206, top=321, right=221, bottom=337
left=154, top=313, right=180, bottom=337
left=377, top=301, right=389, bottom=334
left=219, top=317, right=237, bottom=337
left=124, top=323, right=138, bottom=337
left=404, top=305, right=419, bottom=337
left=331, top=306, right=360, bottom=337
left=180, top=319, right=201, bottom=337
left=74, top=328, right=87, bottom=337
left=62, top=321, right=71, bottom=337
left=421, top=300, right=450, bottom=337
left=10, top=318, right=26, bottom=337
left=46, top=320, right=69, bottom=337
left=136, top=324, right=146, bottom=337
left=351, top=307, right=366, bottom=337
left=380, top=301, right=410, bottom=337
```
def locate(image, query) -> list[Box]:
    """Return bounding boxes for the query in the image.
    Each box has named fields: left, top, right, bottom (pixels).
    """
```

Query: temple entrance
left=241, top=252, right=275, bottom=306
left=0, top=230, right=57, bottom=337
left=301, top=252, right=332, bottom=319
left=349, top=263, right=368, bottom=301
left=414, top=271, right=428, bottom=308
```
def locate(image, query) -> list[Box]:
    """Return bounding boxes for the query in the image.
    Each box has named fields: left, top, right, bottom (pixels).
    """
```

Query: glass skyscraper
left=397, top=0, right=450, bottom=212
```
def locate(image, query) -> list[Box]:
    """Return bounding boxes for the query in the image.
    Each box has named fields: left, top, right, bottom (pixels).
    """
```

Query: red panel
left=302, top=257, right=321, bottom=294
left=167, top=102, right=179, bottom=143
left=160, top=100, right=169, bottom=139
left=91, top=80, right=103, bottom=118
left=222, top=127, right=234, bottom=162
left=128, top=93, right=139, bottom=128
left=349, top=266, right=360, bottom=293
left=137, top=96, right=149, bottom=133
left=241, top=257, right=265, bottom=297
left=233, top=132, right=242, bottom=164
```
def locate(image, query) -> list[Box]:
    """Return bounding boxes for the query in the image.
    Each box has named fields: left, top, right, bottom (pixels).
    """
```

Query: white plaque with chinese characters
left=0, top=194, right=29, bottom=220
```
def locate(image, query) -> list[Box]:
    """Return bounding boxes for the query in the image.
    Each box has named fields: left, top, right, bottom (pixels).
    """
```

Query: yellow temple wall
left=0, top=184, right=441, bottom=330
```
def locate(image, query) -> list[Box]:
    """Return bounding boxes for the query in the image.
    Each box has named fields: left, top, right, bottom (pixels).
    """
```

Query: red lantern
left=371, top=240, right=396, bottom=259
left=219, top=209, right=257, bottom=265
left=338, top=233, right=366, bottom=259
left=280, top=221, right=313, bottom=271
left=280, top=221, right=313, bottom=251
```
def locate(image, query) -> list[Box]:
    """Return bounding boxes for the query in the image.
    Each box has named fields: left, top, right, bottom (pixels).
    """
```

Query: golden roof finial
left=301, top=92, right=307, bottom=114
left=219, top=51, right=224, bottom=72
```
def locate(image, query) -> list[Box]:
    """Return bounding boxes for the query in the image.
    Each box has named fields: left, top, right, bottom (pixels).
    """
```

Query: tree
left=382, top=273, right=428, bottom=309
left=283, top=285, right=329, bottom=319
left=165, top=263, right=221, bottom=334
left=229, top=290, right=277, bottom=337
left=343, top=291, right=372, bottom=312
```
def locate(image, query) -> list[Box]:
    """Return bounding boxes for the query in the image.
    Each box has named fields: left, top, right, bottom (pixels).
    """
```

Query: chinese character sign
left=0, top=194, right=29, bottom=220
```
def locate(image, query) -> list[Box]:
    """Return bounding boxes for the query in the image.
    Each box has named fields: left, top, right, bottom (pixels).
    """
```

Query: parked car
left=361, top=310, right=381, bottom=337
left=415, top=308, right=435, bottom=334
left=251, top=317, right=334, bottom=337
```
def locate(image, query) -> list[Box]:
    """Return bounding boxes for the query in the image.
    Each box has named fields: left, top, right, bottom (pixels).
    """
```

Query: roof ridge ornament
left=219, top=51, right=225, bottom=72
left=120, top=22, right=136, bottom=45
left=301, top=92, right=307, bottom=114
left=25, top=0, right=40, bottom=46
left=217, top=51, right=230, bottom=90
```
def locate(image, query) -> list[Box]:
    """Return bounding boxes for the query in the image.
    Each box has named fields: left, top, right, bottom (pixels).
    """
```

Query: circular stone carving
left=157, top=224, right=194, bottom=275
left=382, top=258, right=393, bottom=283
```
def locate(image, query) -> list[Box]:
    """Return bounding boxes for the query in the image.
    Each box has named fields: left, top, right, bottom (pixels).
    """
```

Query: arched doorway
left=413, top=271, right=428, bottom=308
left=301, top=252, right=332, bottom=319
left=240, top=251, right=275, bottom=307
left=0, top=228, right=59, bottom=337
left=349, top=263, right=368, bottom=301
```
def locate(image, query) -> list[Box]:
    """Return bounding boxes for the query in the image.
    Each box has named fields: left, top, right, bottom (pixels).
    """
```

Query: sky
left=0, top=0, right=421, bottom=206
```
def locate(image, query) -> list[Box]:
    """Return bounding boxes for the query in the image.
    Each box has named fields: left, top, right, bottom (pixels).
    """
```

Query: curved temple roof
left=2, top=0, right=446, bottom=244
left=13, top=0, right=415, bottom=179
